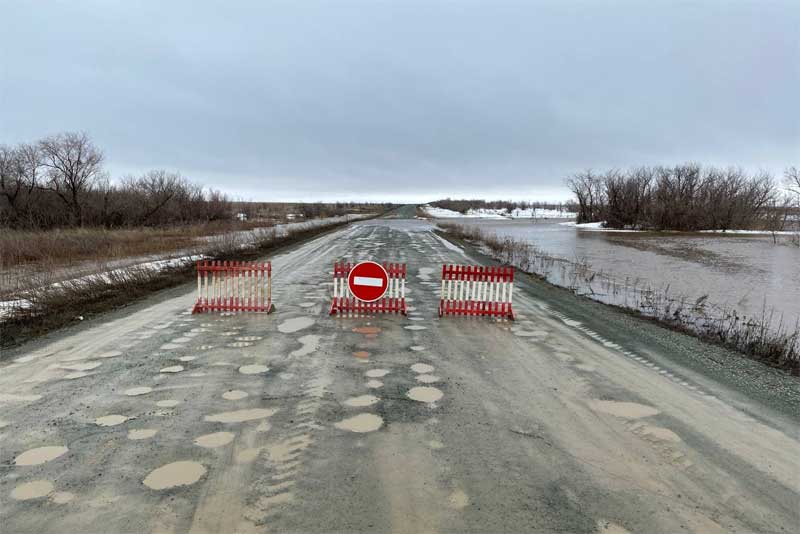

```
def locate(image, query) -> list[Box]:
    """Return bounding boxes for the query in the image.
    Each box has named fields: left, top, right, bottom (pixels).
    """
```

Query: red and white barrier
left=439, top=264, right=515, bottom=319
left=330, top=262, right=407, bottom=315
left=192, top=260, right=274, bottom=314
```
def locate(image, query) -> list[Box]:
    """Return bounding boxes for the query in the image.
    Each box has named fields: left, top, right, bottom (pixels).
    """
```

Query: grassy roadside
left=434, top=226, right=799, bottom=377
left=0, top=219, right=357, bottom=349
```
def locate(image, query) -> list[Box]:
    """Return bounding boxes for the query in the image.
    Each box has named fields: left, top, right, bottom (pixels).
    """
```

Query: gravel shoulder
left=1, top=214, right=798, bottom=534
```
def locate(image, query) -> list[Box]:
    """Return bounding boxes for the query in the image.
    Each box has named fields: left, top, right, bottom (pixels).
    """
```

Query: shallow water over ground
left=453, top=219, right=800, bottom=329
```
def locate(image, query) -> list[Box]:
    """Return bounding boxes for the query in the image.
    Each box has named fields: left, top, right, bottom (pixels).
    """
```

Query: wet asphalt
left=1, top=208, right=798, bottom=534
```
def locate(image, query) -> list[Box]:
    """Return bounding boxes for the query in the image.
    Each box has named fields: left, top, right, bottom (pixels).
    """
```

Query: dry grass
left=0, top=220, right=279, bottom=269
left=0, top=218, right=355, bottom=348
left=439, top=222, right=799, bottom=375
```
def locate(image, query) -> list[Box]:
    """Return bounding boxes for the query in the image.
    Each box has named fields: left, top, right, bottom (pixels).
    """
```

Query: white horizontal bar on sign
left=353, top=276, right=384, bottom=287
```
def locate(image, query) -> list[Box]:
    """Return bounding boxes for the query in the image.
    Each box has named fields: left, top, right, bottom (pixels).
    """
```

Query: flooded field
left=449, top=219, right=800, bottom=330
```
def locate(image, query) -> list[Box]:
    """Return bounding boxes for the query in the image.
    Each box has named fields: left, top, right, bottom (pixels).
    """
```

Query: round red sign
left=348, top=261, right=389, bottom=302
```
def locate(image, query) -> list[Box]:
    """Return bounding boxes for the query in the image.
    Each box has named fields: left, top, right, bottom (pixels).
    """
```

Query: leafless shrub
left=566, top=164, right=783, bottom=231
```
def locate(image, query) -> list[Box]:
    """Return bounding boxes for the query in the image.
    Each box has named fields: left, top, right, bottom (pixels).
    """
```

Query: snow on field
left=559, top=221, right=641, bottom=233
left=0, top=214, right=371, bottom=322
left=422, top=205, right=576, bottom=219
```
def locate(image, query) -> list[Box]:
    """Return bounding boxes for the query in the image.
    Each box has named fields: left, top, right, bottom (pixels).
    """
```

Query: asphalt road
left=1, top=209, right=799, bottom=533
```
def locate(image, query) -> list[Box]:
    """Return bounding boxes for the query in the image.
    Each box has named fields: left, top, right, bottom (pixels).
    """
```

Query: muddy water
left=334, top=413, right=383, bottom=433
left=142, top=461, right=206, bottom=490
left=455, top=219, right=800, bottom=328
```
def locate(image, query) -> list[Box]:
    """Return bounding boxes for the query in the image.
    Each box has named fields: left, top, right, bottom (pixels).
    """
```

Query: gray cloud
left=2, top=0, right=798, bottom=202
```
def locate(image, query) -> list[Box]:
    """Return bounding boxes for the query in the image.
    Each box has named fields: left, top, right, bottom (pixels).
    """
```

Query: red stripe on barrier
left=330, top=261, right=407, bottom=316
left=438, top=264, right=514, bottom=320
left=192, top=260, right=274, bottom=314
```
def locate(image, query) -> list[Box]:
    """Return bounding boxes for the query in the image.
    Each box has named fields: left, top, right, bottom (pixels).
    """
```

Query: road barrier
left=192, top=260, right=274, bottom=314
left=330, top=262, right=407, bottom=315
left=439, top=264, right=515, bottom=319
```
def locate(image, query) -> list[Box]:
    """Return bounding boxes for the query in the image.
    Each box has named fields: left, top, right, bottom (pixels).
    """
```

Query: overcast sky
left=2, top=1, right=798, bottom=202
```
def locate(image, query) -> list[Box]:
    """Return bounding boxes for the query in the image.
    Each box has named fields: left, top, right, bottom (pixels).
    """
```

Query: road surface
left=2, top=208, right=799, bottom=533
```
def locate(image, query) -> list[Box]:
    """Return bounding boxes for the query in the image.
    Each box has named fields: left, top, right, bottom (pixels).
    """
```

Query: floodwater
left=454, top=219, right=800, bottom=329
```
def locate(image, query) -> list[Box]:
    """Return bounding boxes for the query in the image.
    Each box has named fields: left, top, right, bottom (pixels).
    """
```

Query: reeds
left=438, top=222, right=799, bottom=375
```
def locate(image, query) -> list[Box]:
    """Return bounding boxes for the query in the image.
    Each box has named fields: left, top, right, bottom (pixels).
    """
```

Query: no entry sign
left=347, top=261, right=389, bottom=302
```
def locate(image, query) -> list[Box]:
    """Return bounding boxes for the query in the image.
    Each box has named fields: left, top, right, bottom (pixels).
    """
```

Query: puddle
left=14, top=446, right=68, bottom=466
left=236, top=336, right=263, bottom=342
left=236, top=448, right=261, bottom=464
left=404, top=325, right=427, bottom=331
left=10, top=480, right=54, bottom=501
left=50, top=491, right=76, bottom=504
left=416, top=374, right=440, bottom=384
left=95, top=415, right=129, bottom=426
left=124, top=387, right=153, bottom=396
left=449, top=489, right=469, bottom=509
left=344, top=395, right=380, bottom=407
left=156, top=399, right=180, bottom=408
left=278, top=317, right=316, bottom=333
left=64, top=371, right=92, bottom=380
left=352, top=351, right=370, bottom=359
left=173, top=337, right=191, bottom=343
left=227, top=341, right=254, bottom=348
left=61, top=362, right=102, bottom=371
left=410, top=346, right=425, bottom=351
left=204, top=408, right=278, bottom=423
left=239, top=364, right=269, bottom=375
left=178, top=356, right=196, bottom=362
left=298, top=302, right=315, bottom=308
left=160, top=343, right=182, bottom=350
left=411, top=363, right=434, bottom=373
left=97, top=350, right=122, bottom=359
left=160, top=365, right=184, bottom=373
left=128, top=429, right=158, bottom=440
left=407, top=386, right=443, bottom=403
left=198, top=345, right=215, bottom=350
left=366, top=380, right=383, bottom=389
left=194, top=431, right=235, bottom=448
left=418, top=267, right=435, bottom=281
left=222, top=390, right=249, bottom=400
left=588, top=400, right=660, bottom=419
left=352, top=326, right=381, bottom=335
left=365, top=369, right=390, bottom=378
left=143, top=461, right=207, bottom=490
left=409, top=317, right=426, bottom=321
left=334, top=413, right=383, bottom=433
left=291, top=335, right=321, bottom=357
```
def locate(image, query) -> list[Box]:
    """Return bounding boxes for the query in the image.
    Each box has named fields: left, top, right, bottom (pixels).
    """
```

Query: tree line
left=566, top=164, right=797, bottom=231
left=430, top=198, right=577, bottom=214
left=0, top=132, right=231, bottom=229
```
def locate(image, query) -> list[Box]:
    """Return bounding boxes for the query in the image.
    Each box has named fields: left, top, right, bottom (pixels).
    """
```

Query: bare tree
left=39, top=132, right=104, bottom=226
left=786, top=167, right=800, bottom=199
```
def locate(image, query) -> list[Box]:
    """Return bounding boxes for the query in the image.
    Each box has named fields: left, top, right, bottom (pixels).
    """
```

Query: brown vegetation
left=1, top=217, right=357, bottom=348
left=566, top=164, right=792, bottom=232
left=1, top=132, right=231, bottom=229
left=438, top=221, right=799, bottom=375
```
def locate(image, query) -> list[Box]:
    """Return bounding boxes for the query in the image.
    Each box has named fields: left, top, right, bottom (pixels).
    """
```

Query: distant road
left=1, top=208, right=798, bottom=533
